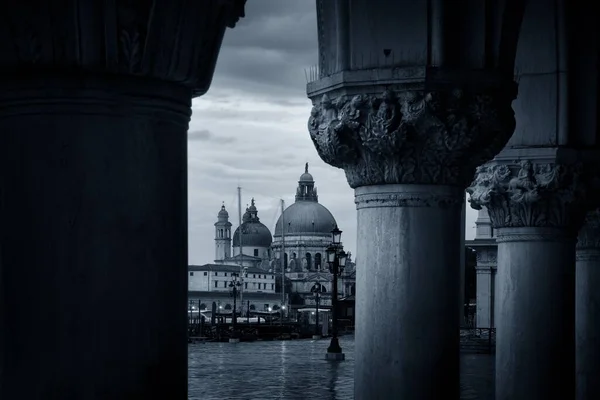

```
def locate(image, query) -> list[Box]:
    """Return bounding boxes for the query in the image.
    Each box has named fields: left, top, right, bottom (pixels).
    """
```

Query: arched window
left=199, top=303, right=207, bottom=310
left=224, top=304, right=232, bottom=310
left=306, top=253, right=312, bottom=270
left=250, top=304, right=256, bottom=310
left=315, top=253, right=322, bottom=269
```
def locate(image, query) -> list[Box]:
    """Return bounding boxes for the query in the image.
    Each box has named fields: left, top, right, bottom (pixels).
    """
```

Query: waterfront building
left=466, top=208, right=498, bottom=329
left=188, top=164, right=357, bottom=318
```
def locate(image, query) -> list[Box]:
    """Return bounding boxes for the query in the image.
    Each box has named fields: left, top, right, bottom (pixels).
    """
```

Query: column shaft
left=575, top=210, right=600, bottom=400
left=495, top=227, right=575, bottom=400
left=0, top=74, right=190, bottom=399
left=475, top=267, right=495, bottom=328
left=354, top=184, right=462, bottom=400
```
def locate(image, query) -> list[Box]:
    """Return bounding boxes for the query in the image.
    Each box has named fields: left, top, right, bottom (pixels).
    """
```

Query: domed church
left=209, top=164, right=356, bottom=320
left=271, top=163, right=338, bottom=273
left=214, top=198, right=273, bottom=268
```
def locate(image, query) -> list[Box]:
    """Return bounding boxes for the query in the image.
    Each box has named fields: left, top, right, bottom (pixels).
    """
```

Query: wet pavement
left=188, top=335, right=494, bottom=399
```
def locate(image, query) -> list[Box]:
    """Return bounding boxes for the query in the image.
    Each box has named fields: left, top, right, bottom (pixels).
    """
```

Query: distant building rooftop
left=189, top=264, right=272, bottom=275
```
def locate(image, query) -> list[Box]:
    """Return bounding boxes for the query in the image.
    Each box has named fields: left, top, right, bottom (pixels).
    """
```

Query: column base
left=312, top=335, right=322, bottom=340
left=325, top=352, right=346, bottom=361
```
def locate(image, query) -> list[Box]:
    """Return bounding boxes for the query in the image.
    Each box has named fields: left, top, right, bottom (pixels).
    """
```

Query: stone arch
left=315, top=253, right=322, bottom=270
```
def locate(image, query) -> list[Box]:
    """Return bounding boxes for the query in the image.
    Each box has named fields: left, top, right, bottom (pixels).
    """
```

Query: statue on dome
left=305, top=162, right=309, bottom=173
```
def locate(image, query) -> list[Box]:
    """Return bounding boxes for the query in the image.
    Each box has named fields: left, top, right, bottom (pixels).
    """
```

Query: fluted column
left=468, top=161, right=588, bottom=400
left=0, top=2, right=245, bottom=399
left=576, top=209, right=600, bottom=400
left=308, top=81, right=517, bottom=399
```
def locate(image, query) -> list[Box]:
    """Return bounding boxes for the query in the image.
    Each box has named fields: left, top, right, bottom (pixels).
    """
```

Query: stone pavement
left=189, top=336, right=494, bottom=399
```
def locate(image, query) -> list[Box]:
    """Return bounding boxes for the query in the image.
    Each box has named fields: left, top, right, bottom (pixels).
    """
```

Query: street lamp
left=310, top=281, right=325, bottom=339
left=228, top=272, right=242, bottom=343
left=325, top=225, right=347, bottom=361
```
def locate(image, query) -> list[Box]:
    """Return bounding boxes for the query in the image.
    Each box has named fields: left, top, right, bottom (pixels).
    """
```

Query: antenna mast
left=238, top=186, right=244, bottom=317
left=280, top=198, right=286, bottom=317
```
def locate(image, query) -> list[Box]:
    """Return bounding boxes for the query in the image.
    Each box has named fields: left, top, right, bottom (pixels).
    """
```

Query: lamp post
left=311, top=281, right=325, bottom=340
left=228, top=272, right=242, bottom=343
left=325, top=225, right=347, bottom=361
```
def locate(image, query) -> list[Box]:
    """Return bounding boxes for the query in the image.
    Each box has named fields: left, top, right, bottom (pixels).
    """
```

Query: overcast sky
left=187, top=0, right=478, bottom=265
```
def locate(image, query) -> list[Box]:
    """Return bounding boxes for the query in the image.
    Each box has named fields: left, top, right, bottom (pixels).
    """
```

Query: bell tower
left=214, top=202, right=232, bottom=261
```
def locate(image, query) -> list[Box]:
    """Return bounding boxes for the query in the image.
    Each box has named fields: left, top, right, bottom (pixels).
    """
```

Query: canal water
left=188, top=336, right=494, bottom=399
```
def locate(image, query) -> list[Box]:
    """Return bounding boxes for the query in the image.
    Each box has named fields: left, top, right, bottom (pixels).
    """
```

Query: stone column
left=475, top=252, right=497, bottom=328
left=0, top=2, right=245, bottom=399
left=576, top=209, right=600, bottom=400
left=468, top=160, right=587, bottom=400
left=308, top=83, right=517, bottom=399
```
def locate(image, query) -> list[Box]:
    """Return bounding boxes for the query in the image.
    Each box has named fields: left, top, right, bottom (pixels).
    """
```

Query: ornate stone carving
left=307, top=87, right=516, bottom=188
left=577, top=209, right=600, bottom=250
left=467, top=160, right=588, bottom=231
left=0, top=0, right=246, bottom=97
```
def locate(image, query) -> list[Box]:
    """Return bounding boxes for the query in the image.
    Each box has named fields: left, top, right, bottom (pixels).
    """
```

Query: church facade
left=189, top=164, right=357, bottom=318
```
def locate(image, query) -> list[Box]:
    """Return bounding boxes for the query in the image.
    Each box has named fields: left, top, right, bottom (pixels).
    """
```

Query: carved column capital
left=577, top=209, right=600, bottom=251
left=0, top=0, right=246, bottom=97
left=307, top=86, right=516, bottom=188
left=467, top=160, right=589, bottom=233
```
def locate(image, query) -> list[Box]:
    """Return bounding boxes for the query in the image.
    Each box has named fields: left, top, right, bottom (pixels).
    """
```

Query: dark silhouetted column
left=576, top=209, right=600, bottom=400
left=0, top=2, right=245, bottom=398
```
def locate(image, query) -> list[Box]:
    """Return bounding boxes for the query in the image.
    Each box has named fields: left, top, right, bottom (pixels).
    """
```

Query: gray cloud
left=188, top=129, right=237, bottom=144
left=212, top=0, right=318, bottom=100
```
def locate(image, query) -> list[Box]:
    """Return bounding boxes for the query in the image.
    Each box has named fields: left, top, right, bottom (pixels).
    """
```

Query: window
left=271, top=283, right=274, bottom=290
left=224, top=272, right=228, bottom=277
left=258, top=283, right=261, bottom=290
left=254, top=249, right=259, bottom=257
left=203, top=272, right=207, bottom=276
left=214, top=281, right=218, bottom=288
left=189, top=272, right=194, bottom=276
left=245, top=274, right=248, bottom=278
left=306, top=253, right=312, bottom=270
left=214, top=272, right=218, bottom=276
left=244, top=282, right=248, bottom=289
left=253, top=274, right=256, bottom=278
left=223, top=281, right=227, bottom=288
left=264, top=304, right=269, bottom=311
left=250, top=304, right=256, bottom=310
left=315, top=253, right=322, bottom=269
left=284, top=253, right=288, bottom=268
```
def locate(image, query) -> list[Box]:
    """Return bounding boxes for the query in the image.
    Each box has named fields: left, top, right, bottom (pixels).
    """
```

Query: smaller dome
left=299, top=172, right=313, bottom=182
left=218, top=204, right=229, bottom=218
left=299, top=162, right=313, bottom=182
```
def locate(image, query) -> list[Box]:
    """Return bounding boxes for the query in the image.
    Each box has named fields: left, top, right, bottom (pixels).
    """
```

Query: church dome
left=232, top=198, right=272, bottom=247
left=299, top=172, right=313, bottom=182
left=232, top=222, right=272, bottom=247
left=274, top=163, right=337, bottom=237
left=274, top=201, right=337, bottom=237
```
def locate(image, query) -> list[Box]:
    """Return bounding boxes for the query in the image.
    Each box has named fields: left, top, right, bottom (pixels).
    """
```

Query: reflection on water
left=188, top=337, right=354, bottom=400
left=188, top=335, right=494, bottom=400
